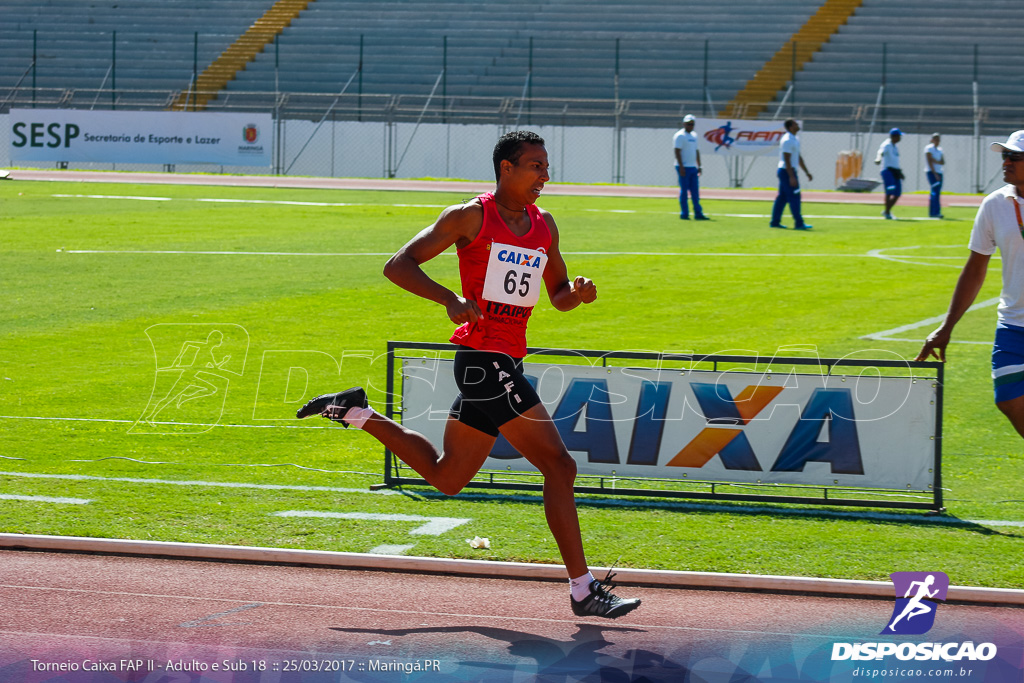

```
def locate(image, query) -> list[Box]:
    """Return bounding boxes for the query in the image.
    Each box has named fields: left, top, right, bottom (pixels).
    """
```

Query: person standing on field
left=876, top=128, right=904, bottom=220
left=673, top=114, right=708, bottom=221
left=770, top=119, right=814, bottom=230
left=917, top=130, right=1024, bottom=440
left=925, top=133, right=945, bottom=219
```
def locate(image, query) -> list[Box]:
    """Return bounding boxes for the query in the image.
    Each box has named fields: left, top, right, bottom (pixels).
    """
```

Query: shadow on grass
left=386, top=485, right=1024, bottom=537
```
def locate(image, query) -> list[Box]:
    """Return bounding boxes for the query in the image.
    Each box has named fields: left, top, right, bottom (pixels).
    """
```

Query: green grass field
left=1, top=178, right=1022, bottom=588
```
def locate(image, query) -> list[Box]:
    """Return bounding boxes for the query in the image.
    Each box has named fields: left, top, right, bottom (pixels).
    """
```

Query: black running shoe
left=570, top=573, right=641, bottom=619
left=295, top=387, right=368, bottom=427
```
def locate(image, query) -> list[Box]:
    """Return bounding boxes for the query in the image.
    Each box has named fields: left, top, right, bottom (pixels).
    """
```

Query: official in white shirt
left=875, top=128, right=903, bottom=219
left=672, top=114, right=708, bottom=220
left=770, top=119, right=814, bottom=230
left=918, top=130, right=1024, bottom=440
left=925, top=133, right=945, bottom=218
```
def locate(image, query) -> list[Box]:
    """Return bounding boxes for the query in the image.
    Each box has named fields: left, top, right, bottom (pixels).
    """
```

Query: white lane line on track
left=1, top=471, right=1021, bottom=528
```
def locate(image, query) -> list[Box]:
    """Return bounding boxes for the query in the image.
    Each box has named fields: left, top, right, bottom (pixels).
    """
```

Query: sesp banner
left=8, top=109, right=272, bottom=166
left=694, top=117, right=793, bottom=157
left=398, top=353, right=938, bottom=493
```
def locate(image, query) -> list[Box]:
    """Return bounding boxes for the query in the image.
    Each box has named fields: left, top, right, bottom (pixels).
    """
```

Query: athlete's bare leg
left=498, top=402, right=588, bottom=579
left=996, top=395, right=1024, bottom=439
left=358, top=414, right=496, bottom=496
left=331, top=401, right=587, bottom=579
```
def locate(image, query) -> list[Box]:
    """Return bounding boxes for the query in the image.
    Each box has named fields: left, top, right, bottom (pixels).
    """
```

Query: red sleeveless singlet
left=449, top=192, right=552, bottom=358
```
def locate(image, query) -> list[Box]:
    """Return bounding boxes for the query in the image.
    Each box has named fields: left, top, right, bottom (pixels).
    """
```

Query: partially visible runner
left=917, top=130, right=1024, bottom=439
left=298, top=130, right=641, bottom=619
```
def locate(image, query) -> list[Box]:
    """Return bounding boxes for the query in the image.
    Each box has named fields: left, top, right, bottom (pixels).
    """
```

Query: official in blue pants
left=770, top=119, right=813, bottom=230
left=672, top=114, right=708, bottom=220
left=925, top=133, right=945, bottom=218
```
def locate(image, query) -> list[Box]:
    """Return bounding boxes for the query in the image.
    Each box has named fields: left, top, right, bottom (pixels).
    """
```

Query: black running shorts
left=449, top=347, right=542, bottom=437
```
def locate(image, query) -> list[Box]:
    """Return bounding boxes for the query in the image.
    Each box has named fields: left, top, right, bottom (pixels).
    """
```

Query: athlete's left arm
left=540, top=211, right=597, bottom=312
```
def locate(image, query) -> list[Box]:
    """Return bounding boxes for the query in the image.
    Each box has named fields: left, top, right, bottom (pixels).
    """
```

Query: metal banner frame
left=383, top=341, right=944, bottom=512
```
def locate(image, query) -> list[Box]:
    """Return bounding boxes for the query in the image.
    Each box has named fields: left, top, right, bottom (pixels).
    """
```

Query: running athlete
left=298, top=131, right=641, bottom=619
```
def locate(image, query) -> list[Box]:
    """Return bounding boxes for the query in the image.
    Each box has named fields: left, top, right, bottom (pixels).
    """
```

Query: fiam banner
left=694, top=117, right=792, bottom=157
left=9, top=109, right=272, bottom=166
left=399, top=358, right=937, bottom=491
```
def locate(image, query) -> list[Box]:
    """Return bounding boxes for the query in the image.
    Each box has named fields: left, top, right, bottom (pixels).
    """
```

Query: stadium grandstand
left=3, top=0, right=1023, bottom=133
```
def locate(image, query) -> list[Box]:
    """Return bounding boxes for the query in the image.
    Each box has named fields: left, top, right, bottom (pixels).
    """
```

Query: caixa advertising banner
left=397, top=352, right=938, bottom=494
left=8, top=109, right=272, bottom=166
left=694, top=117, right=791, bottom=157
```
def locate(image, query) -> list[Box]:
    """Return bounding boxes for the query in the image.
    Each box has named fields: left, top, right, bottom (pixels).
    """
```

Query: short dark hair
left=784, top=119, right=797, bottom=132
left=493, top=130, right=545, bottom=181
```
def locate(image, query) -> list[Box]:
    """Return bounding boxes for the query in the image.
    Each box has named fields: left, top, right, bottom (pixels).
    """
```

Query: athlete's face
left=502, top=143, right=549, bottom=204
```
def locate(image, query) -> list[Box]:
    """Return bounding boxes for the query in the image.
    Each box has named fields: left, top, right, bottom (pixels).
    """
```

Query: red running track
left=1, top=549, right=1021, bottom=682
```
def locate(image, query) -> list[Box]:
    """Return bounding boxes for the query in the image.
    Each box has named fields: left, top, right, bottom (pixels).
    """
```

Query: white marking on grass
left=370, top=544, right=415, bottom=555
left=52, top=194, right=172, bottom=201
left=0, top=415, right=330, bottom=429
left=61, top=248, right=867, bottom=258
left=0, top=470, right=398, bottom=495
left=862, top=297, right=999, bottom=344
left=53, top=194, right=445, bottom=209
left=866, top=245, right=1000, bottom=269
left=1, top=471, right=1020, bottom=528
left=0, top=494, right=91, bottom=504
left=272, top=511, right=470, bottom=536
left=51, top=193, right=941, bottom=223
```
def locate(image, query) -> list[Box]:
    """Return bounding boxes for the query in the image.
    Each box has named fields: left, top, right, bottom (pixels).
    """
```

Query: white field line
left=0, top=494, right=91, bottom=504
left=0, top=471, right=1020, bottom=528
left=0, top=415, right=330, bottom=429
left=51, top=192, right=947, bottom=222
left=861, top=297, right=1000, bottom=344
left=272, top=511, right=470, bottom=535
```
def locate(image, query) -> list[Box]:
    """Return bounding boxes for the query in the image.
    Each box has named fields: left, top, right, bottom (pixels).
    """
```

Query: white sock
left=342, top=406, right=376, bottom=429
left=570, top=572, right=595, bottom=602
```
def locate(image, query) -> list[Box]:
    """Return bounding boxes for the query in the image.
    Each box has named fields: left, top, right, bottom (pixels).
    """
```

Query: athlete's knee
left=539, top=448, right=577, bottom=484
left=436, top=477, right=469, bottom=497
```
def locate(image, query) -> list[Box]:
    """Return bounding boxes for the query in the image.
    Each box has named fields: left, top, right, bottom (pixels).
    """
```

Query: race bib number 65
left=481, top=242, right=549, bottom=308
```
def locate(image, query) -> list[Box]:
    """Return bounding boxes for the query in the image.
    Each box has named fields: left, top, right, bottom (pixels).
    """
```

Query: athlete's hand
left=916, top=326, right=950, bottom=362
left=446, top=296, right=483, bottom=325
left=573, top=276, right=597, bottom=304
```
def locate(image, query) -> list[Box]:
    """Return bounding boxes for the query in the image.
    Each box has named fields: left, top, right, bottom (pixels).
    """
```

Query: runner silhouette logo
left=881, top=571, right=949, bottom=635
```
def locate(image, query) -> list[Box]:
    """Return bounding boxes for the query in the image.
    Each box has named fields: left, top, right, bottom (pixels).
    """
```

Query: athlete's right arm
left=916, top=250, right=990, bottom=362
left=383, top=203, right=485, bottom=325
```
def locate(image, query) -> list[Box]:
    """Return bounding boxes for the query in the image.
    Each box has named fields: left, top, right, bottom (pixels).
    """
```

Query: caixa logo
left=488, top=377, right=866, bottom=475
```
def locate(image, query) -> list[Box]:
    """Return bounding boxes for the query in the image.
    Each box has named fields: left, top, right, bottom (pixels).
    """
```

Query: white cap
left=683, top=114, right=695, bottom=123
left=990, top=130, right=1024, bottom=153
